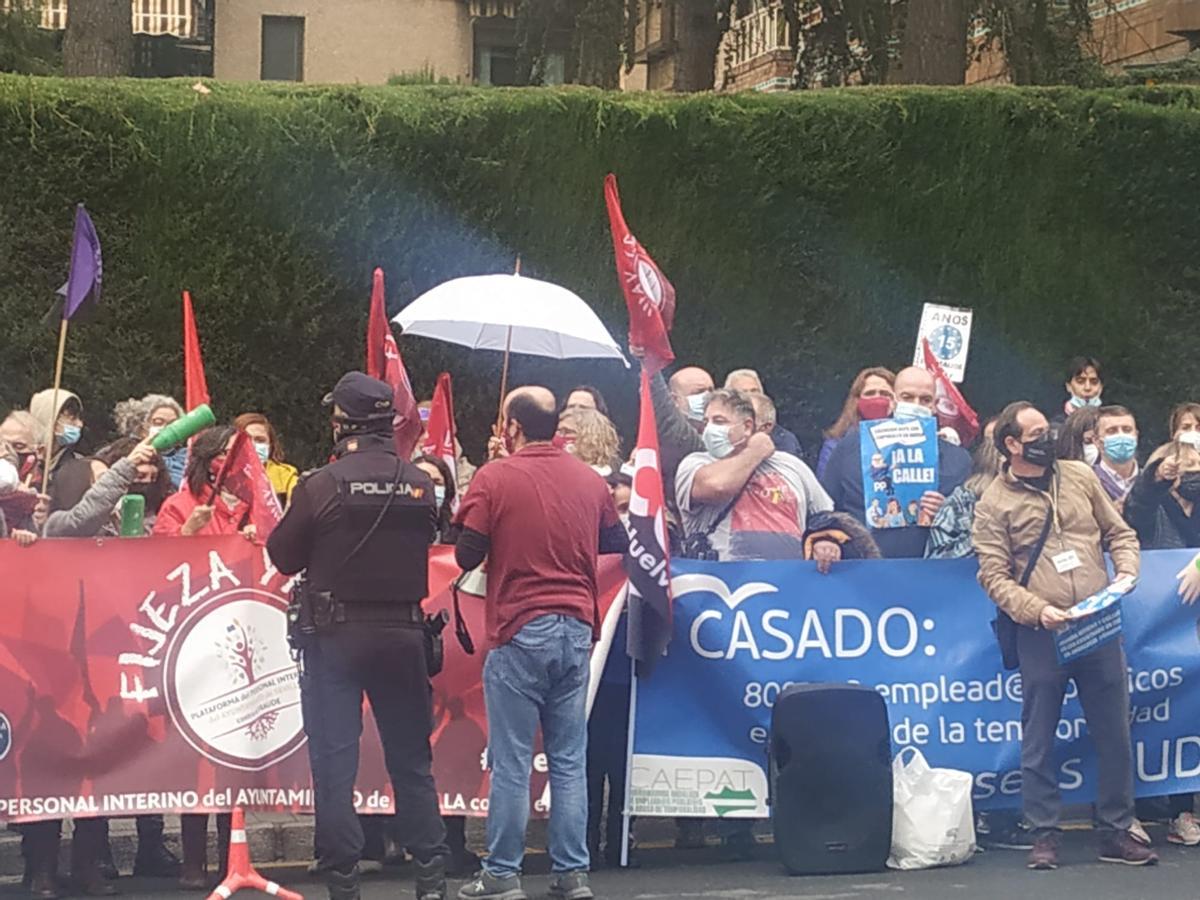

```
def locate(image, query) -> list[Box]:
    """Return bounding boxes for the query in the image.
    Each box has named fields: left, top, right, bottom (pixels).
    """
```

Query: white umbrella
left=393, top=271, right=627, bottom=422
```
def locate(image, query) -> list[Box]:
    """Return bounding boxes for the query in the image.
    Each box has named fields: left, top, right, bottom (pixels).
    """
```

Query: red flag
left=183, top=291, right=210, bottom=410
left=366, top=268, right=421, bottom=459
left=922, top=338, right=980, bottom=446
left=625, top=369, right=673, bottom=677
left=214, top=431, right=284, bottom=542
left=605, top=174, right=676, bottom=376
left=421, top=372, right=459, bottom=513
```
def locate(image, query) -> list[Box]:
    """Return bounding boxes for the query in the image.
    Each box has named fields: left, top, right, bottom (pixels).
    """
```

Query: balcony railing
left=468, top=0, right=518, bottom=18
left=728, top=3, right=791, bottom=69
left=0, top=0, right=198, bottom=37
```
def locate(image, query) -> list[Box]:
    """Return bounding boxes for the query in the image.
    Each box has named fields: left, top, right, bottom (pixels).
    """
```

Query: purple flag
left=63, top=204, right=102, bottom=320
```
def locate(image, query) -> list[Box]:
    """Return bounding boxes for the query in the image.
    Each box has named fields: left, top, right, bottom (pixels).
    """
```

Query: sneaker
left=984, top=819, right=1035, bottom=851
left=1169, top=812, right=1200, bottom=846
left=1129, top=819, right=1153, bottom=846
left=548, top=872, right=594, bottom=900
left=456, top=871, right=528, bottom=900
left=1027, top=832, right=1059, bottom=870
left=1099, top=831, right=1159, bottom=866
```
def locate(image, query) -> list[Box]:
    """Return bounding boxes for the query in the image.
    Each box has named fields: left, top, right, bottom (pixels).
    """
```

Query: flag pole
left=39, top=316, right=70, bottom=498
left=620, top=655, right=638, bottom=868
left=495, top=255, right=520, bottom=430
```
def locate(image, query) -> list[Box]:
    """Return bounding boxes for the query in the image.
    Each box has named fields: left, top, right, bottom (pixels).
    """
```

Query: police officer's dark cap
left=323, top=371, right=394, bottom=421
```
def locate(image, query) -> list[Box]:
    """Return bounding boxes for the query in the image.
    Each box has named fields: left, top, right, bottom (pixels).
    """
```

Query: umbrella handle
left=496, top=323, right=513, bottom=431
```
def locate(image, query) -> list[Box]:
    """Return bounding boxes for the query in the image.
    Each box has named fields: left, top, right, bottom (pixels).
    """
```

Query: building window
left=474, top=45, right=565, bottom=85
left=261, top=15, right=304, bottom=81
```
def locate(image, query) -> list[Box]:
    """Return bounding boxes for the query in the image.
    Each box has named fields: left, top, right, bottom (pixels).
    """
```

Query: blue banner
left=630, top=550, right=1200, bottom=818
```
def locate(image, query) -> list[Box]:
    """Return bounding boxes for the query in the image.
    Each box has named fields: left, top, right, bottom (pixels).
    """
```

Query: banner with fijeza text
left=632, top=552, right=1200, bottom=818
left=0, top=537, right=626, bottom=823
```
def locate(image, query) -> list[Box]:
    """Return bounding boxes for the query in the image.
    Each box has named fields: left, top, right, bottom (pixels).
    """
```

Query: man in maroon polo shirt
left=454, top=386, right=625, bottom=900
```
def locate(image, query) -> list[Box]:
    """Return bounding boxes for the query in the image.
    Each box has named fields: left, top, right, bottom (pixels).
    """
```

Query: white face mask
left=1084, top=443, right=1100, bottom=466
left=255, top=442, right=270, bottom=464
left=703, top=423, right=736, bottom=459
left=148, top=425, right=164, bottom=437
left=894, top=401, right=934, bottom=420
left=1179, top=431, right=1200, bottom=450
left=686, top=393, right=708, bottom=422
left=0, top=458, right=18, bottom=495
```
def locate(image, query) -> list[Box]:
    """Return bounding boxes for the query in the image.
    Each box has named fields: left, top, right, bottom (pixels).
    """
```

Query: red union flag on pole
left=625, top=369, right=673, bottom=677
left=922, top=338, right=980, bottom=447
left=604, top=174, right=675, bottom=376
left=183, top=291, right=210, bottom=410
left=213, top=431, right=284, bottom=541
left=421, top=372, right=459, bottom=512
left=366, top=267, right=422, bottom=459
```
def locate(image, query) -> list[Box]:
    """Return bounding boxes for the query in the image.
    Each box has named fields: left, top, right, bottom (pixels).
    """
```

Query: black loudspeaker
left=770, top=683, right=892, bottom=875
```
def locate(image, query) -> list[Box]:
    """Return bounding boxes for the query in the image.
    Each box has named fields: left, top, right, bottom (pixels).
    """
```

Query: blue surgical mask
left=686, top=393, right=708, bottom=422
left=703, top=423, right=735, bottom=459
left=1103, top=434, right=1137, bottom=464
left=57, top=424, right=81, bottom=447
left=434, top=485, right=446, bottom=508
left=893, top=401, right=933, bottom=421
left=254, top=442, right=270, bottom=464
left=163, top=448, right=188, bottom=489
left=1069, top=395, right=1102, bottom=409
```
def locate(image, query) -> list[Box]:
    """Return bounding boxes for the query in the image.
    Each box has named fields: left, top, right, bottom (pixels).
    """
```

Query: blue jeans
left=483, top=614, right=592, bottom=877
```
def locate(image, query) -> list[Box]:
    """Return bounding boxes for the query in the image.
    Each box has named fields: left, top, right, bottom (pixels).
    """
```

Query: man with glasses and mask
left=821, top=366, right=971, bottom=558
left=973, top=401, right=1151, bottom=871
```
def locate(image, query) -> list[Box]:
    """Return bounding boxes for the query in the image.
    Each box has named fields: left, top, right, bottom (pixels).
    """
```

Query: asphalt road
left=6, top=827, right=1199, bottom=900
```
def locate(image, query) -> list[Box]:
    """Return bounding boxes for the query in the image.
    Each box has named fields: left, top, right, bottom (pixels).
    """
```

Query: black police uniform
left=267, top=373, right=449, bottom=896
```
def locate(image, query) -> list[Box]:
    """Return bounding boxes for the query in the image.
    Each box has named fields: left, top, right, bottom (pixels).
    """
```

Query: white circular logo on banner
left=164, top=589, right=305, bottom=772
left=636, top=258, right=664, bottom=310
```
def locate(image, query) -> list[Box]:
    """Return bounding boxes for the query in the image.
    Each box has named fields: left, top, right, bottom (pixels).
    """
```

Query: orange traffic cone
left=205, top=807, right=304, bottom=900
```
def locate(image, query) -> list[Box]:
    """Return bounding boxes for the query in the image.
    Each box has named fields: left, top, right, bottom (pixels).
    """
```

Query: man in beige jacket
left=973, top=401, right=1153, bottom=871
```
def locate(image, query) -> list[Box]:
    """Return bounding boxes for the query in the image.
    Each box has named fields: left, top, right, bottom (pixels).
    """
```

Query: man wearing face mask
left=725, top=369, right=803, bottom=458
left=267, top=372, right=450, bottom=900
left=29, top=388, right=95, bottom=514
left=1093, top=406, right=1139, bottom=512
left=1061, top=356, right=1104, bottom=418
left=676, top=389, right=834, bottom=564
left=973, top=401, right=1150, bottom=871
left=821, top=367, right=971, bottom=559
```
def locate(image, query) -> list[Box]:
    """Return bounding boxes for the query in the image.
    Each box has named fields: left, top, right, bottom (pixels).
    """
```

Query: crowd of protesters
left=3, top=348, right=1200, bottom=895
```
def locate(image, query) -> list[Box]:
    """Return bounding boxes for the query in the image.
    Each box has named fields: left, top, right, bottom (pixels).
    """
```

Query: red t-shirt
left=455, top=443, right=619, bottom=648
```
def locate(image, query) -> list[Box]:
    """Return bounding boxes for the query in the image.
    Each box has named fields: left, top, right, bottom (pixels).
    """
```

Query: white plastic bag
left=887, top=747, right=976, bottom=870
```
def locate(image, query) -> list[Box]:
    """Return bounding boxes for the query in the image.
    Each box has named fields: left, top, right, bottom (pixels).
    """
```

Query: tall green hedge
left=1, top=77, right=1198, bottom=466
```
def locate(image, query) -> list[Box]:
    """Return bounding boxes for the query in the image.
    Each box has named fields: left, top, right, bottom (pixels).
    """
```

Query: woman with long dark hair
left=153, top=427, right=254, bottom=539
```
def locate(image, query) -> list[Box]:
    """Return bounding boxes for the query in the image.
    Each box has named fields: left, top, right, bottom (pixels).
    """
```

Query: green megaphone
left=150, top=404, right=216, bottom=452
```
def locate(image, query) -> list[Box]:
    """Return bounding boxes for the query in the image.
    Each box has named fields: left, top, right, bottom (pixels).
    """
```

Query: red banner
left=0, top=537, right=626, bottom=822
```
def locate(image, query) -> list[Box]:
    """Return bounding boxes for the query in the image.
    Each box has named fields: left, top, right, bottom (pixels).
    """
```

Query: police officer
left=267, top=372, right=449, bottom=900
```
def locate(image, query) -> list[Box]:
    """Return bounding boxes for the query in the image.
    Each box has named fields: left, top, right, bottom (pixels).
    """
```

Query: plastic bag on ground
left=887, top=746, right=976, bottom=870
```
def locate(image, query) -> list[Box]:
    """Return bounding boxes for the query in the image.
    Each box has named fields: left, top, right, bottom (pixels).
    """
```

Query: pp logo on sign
left=0, top=712, right=12, bottom=762
left=163, top=589, right=305, bottom=772
left=929, top=325, right=963, bottom=361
